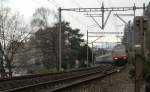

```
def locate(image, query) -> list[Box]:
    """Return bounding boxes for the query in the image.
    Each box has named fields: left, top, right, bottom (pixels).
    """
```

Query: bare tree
left=0, top=6, right=28, bottom=77
left=31, top=7, right=50, bottom=28
left=31, top=7, right=58, bottom=29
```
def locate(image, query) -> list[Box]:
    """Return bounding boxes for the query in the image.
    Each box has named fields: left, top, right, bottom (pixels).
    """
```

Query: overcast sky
left=4, top=0, right=150, bottom=46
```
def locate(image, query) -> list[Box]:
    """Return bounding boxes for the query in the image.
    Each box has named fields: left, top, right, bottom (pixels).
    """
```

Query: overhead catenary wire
left=47, top=0, right=88, bottom=27
left=68, top=0, right=91, bottom=26
left=69, top=0, right=101, bottom=29
left=106, top=0, right=125, bottom=44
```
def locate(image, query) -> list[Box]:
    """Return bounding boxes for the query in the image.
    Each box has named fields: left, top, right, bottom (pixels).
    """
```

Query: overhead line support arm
left=61, top=7, right=145, bottom=12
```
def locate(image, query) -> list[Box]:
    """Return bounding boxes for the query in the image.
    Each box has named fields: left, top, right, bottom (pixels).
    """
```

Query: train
left=112, top=44, right=128, bottom=66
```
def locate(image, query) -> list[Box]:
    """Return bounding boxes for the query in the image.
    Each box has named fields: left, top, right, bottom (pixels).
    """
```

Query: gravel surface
left=63, top=65, right=137, bottom=92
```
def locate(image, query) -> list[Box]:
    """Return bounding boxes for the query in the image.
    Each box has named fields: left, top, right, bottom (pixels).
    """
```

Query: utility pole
left=92, top=42, right=94, bottom=66
left=58, top=7, right=62, bottom=71
left=87, top=30, right=89, bottom=67
left=101, top=3, right=104, bottom=29
left=88, top=36, right=104, bottom=66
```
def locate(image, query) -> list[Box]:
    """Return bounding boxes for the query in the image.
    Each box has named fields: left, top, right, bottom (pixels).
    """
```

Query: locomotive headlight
left=123, top=57, right=127, bottom=59
left=114, top=57, right=118, bottom=59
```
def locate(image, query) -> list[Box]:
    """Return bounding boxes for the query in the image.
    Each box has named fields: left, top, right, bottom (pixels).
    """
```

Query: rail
left=1, top=65, right=124, bottom=92
left=0, top=64, right=112, bottom=91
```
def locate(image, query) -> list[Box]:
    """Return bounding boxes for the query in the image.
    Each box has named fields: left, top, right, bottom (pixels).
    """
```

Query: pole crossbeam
left=85, top=13, right=102, bottom=17
left=114, top=14, right=134, bottom=16
left=90, top=42, right=120, bottom=43
left=88, top=32, right=123, bottom=34
left=88, top=36, right=123, bottom=37
left=61, top=7, right=145, bottom=12
left=85, top=16, right=102, bottom=17
left=84, top=13, right=102, bottom=15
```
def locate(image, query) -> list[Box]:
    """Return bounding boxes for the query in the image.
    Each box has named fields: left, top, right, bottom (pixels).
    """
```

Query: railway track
left=0, top=65, right=102, bottom=91
left=0, top=64, right=122, bottom=92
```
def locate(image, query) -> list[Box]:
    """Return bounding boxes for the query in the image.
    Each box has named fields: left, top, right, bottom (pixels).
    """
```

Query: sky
left=3, top=0, right=150, bottom=46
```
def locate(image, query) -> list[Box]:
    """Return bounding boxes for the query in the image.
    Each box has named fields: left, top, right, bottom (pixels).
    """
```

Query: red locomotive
left=112, top=45, right=128, bottom=66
